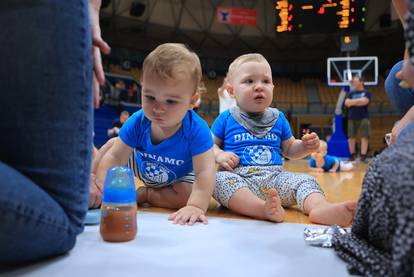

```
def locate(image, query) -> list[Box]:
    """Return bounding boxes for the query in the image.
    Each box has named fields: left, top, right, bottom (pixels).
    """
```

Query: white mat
left=2, top=212, right=350, bottom=277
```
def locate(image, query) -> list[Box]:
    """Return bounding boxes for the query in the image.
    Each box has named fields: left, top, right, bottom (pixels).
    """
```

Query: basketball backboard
left=327, top=56, right=378, bottom=86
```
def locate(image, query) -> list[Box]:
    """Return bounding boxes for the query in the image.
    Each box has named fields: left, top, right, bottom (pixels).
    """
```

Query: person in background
left=192, top=80, right=206, bottom=113
left=385, top=60, right=414, bottom=144
left=344, top=75, right=371, bottom=162
left=385, top=0, right=414, bottom=144
left=107, top=110, right=130, bottom=138
left=309, top=140, right=354, bottom=173
left=218, top=77, right=237, bottom=114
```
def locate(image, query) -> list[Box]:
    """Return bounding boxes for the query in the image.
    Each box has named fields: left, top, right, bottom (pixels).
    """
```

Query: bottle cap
left=102, top=166, right=136, bottom=204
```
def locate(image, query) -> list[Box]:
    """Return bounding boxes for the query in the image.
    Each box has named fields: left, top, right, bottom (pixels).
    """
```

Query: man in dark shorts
left=344, top=75, right=371, bottom=162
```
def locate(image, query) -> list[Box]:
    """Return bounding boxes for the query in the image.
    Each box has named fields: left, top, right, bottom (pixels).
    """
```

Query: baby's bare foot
left=263, top=189, right=285, bottom=222
left=309, top=201, right=356, bottom=227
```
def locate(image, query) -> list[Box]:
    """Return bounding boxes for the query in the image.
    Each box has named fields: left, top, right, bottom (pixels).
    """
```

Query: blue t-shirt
left=119, top=110, right=213, bottom=187
left=211, top=110, right=292, bottom=166
left=309, top=155, right=340, bottom=172
left=346, top=90, right=371, bottom=120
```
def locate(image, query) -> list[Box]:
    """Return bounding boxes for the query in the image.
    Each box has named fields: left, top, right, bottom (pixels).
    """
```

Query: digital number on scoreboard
left=275, top=0, right=366, bottom=34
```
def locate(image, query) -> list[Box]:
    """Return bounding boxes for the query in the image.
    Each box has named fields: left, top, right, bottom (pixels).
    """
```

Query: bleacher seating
left=94, top=105, right=119, bottom=147
left=316, top=79, right=341, bottom=105
left=369, top=116, right=399, bottom=154
left=109, top=64, right=141, bottom=81
left=274, top=78, right=308, bottom=104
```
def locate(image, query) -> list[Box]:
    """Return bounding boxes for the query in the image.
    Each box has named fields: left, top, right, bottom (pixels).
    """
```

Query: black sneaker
left=360, top=154, right=368, bottom=163
left=349, top=153, right=356, bottom=161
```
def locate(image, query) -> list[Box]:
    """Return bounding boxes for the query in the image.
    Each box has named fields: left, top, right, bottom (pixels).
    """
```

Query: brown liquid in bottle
left=100, top=204, right=137, bottom=242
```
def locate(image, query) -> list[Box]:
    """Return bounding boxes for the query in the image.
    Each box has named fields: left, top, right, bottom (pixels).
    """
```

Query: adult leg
left=0, top=0, right=92, bottom=263
left=348, top=138, right=356, bottom=155
left=347, top=120, right=357, bottom=160
left=359, top=119, right=370, bottom=161
left=361, top=137, right=369, bottom=156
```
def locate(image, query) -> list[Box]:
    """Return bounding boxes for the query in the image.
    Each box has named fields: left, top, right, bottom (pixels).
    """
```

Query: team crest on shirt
left=243, top=145, right=273, bottom=165
left=141, top=161, right=176, bottom=186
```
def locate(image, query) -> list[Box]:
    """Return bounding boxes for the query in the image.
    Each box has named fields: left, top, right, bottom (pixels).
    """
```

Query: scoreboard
left=275, top=0, right=366, bottom=34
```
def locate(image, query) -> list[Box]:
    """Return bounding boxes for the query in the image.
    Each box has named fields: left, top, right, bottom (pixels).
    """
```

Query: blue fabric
left=211, top=110, right=292, bottom=166
left=84, top=209, right=101, bottom=225
left=309, top=155, right=340, bottom=172
left=385, top=60, right=414, bottom=116
left=346, top=90, right=371, bottom=120
left=309, top=159, right=317, bottom=168
left=119, top=110, right=213, bottom=187
left=0, top=0, right=92, bottom=263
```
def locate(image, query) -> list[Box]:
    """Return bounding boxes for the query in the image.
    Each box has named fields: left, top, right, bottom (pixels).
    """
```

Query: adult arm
left=392, top=0, right=408, bottom=26
left=89, top=0, right=111, bottom=108
left=344, top=97, right=370, bottom=107
left=390, top=105, right=414, bottom=144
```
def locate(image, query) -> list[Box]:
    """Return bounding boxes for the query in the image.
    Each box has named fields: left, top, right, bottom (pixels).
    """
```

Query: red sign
left=216, top=6, right=257, bottom=26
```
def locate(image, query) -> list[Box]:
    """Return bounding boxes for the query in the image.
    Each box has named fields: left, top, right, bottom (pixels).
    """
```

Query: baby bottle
left=100, top=166, right=137, bottom=242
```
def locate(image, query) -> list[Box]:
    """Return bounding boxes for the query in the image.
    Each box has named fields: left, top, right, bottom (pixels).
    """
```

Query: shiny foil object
left=304, top=225, right=348, bottom=248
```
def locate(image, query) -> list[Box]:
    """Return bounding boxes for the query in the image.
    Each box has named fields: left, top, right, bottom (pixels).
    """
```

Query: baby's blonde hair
left=227, top=53, right=269, bottom=81
left=143, top=43, right=202, bottom=93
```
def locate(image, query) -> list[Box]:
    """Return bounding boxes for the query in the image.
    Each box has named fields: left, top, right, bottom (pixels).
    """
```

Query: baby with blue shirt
left=95, top=43, right=216, bottom=225
left=309, top=140, right=354, bottom=173
left=211, top=53, right=356, bottom=226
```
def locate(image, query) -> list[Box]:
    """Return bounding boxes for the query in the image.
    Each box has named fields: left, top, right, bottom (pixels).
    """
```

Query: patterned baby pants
left=213, top=165, right=324, bottom=211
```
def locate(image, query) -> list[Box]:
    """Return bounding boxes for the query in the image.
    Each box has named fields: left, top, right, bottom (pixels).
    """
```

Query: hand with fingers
left=168, top=205, right=208, bottom=225
left=89, top=173, right=103, bottom=208
left=302, top=132, right=320, bottom=153
left=89, top=0, right=111, bottom=108
left=216, top=151, right=240, bottom=171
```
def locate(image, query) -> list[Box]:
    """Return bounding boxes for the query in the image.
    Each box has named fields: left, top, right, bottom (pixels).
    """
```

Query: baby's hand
left=302, top=132, right=320, bottom=152
left=329, top=169, right=337, bottom=173
left=168, top=205, right=208, bottom=225
left=216, top=151, right=239, bottom=171
left=89, top=173, right=103, bottom=208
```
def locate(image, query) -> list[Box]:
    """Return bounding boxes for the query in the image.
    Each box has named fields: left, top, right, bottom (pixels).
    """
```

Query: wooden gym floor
left=138, top=160, right=368, bottom=224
